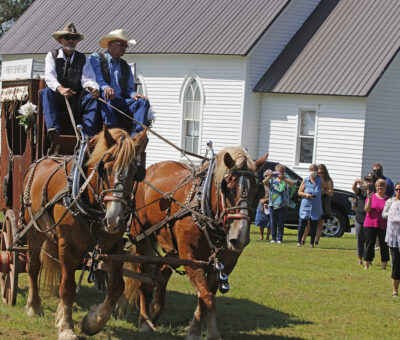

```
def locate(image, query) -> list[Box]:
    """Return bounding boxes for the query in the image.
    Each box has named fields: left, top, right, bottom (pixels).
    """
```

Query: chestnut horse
left=23, top=127, right=147, bottom=340
left=120, top=147, right=267, bottom=339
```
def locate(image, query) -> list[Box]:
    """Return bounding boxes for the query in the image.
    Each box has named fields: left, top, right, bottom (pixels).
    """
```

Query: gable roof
left=0, top=0, right=289, bottom=56
left=254, top=0, right=400, bottom=97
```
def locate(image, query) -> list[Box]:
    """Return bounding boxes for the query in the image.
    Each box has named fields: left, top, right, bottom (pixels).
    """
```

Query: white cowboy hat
left=99, top=29, right=136, bottom=49
left=52, top=23, right=84, bottom=43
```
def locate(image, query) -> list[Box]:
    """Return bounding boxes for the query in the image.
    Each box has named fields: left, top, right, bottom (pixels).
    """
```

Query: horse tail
left=39, top=239, right=60, bottom=295
left=116, top=245, right=140, bottom=317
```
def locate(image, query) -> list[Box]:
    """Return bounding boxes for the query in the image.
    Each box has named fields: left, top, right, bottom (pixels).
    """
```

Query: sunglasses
left=113, top=41, right=128, bottom=48
left=318, top=171, right=325, bottom=174
left=62, top=35, right=79, bottom=41
left=395, top=188, right=400, bottom=192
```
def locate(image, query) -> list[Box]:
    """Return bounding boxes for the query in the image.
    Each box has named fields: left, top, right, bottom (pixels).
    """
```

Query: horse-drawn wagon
left=0, top=75, right=268, bottom=339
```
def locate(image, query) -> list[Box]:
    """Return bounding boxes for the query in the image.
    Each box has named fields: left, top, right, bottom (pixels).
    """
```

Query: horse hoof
left=58, top=329, right=78, bottom=340
left=81, top=304, right=109, bottom=336
left=25, top=304, right=43, bottom=317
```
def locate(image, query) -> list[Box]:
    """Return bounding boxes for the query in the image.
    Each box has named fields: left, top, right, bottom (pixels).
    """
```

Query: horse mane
left=214, top=146, right=256, bottom=184
left=86, top=128, right=140, bottom=170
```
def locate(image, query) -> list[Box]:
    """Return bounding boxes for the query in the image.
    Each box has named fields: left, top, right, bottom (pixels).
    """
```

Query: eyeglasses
left=62, top=35, right=79, bottom=41
left=113, top=41, right=128, bottom=48
left=318, top=172, right=325, bottom=174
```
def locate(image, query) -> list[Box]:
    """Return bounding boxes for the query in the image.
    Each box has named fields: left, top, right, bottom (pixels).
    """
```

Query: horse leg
left=185, top=268, right=220, bottom=340
left=137, top=263, right=158, bottom=333
left=149, top=264, right=173, bottom=323
left=82, top=246, right=125, bottom=335
left=25, top=232, right=45, bottom=317
left=56, top=239, right=82, bottom=340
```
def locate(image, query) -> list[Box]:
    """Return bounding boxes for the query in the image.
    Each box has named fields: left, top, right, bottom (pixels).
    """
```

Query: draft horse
left=121, top=146, right=267, bottom=339
left=23, top=126, right=147, bottom=340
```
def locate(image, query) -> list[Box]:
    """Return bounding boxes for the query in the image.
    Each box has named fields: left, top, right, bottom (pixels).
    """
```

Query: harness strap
left=126, top=202, right=195, bottom=247
left=13, top=188, right=69, bottom=246
left=142, top=179, right=214, bottom=224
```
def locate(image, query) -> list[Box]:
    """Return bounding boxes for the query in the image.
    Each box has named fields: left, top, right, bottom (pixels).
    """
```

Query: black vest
left=51, top=49, right=86, bottom=92
left=99, top=53, right=130, bottom=98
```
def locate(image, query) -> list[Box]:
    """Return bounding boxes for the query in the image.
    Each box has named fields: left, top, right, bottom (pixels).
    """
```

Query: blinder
left=135, top=164, right=146, bottom=182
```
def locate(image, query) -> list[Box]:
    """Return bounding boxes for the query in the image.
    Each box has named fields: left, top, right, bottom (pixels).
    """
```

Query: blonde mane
left=87, top=128, right=140, bottom=170
left=214, top=146, right=256, bottom=184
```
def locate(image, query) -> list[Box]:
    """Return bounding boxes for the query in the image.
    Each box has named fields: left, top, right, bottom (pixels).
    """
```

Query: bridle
left=219, top=169, right=257, bottom=231
left=95, top=154, right=138, bottom=220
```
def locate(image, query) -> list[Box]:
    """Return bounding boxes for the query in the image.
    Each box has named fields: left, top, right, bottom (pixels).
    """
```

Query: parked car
left=257, top=161, right=355, bottom=237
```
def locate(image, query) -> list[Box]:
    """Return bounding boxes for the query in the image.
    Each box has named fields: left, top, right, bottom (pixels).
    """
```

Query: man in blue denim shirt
left=89, top=29, right=150, bottom=136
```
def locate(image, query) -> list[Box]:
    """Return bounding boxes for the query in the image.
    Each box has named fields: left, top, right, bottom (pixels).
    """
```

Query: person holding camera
left=364, top=178, right=390, bottom=270
left=264, top=164, right=294, bottom=243
left=297, top=164, right=328, bottom=247
left=352, top=173, right=378, bottom=265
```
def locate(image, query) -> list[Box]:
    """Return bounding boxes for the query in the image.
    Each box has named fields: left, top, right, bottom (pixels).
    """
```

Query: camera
left=311, top=194, right=317, bottom=198
left=272, top=171, right=280, bottom=177
left=368, top=184, right=374, bottom=192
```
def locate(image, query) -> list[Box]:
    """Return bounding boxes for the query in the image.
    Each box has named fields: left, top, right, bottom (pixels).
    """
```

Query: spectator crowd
left=255, top=162, right=400, bottom=297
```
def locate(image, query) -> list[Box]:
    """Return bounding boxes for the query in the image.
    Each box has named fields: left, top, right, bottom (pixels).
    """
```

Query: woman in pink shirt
left=364, top=179, right=390, bottom=270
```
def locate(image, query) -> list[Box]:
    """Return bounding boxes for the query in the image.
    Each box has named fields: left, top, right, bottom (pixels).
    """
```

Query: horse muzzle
left=103, top=215, right=124, bottom=234
left=227, top=219, right=250, bottom=252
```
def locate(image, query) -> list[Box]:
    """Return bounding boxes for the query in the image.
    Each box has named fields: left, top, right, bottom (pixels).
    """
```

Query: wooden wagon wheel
left=0, top=210, right=19, bottom=305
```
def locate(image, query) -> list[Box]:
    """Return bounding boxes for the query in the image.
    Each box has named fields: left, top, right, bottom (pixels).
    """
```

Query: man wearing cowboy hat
left=42, top=23, right=100, bottom=138
left=89, top=29, right=149, bottom=136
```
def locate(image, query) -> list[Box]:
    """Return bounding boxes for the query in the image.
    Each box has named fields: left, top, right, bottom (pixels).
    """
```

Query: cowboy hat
left=52, top=23, right=84, bottom=43
left=99, top=29, right=136, bottom=49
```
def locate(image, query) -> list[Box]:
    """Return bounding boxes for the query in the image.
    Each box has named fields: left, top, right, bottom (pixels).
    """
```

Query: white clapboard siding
left=259, top=93, right=367, bottom=190
left=126, top=54, right=246, bottom=165
left=364, top=51, right=400, bottom=184
left=242, top=0, right=320, bottom=158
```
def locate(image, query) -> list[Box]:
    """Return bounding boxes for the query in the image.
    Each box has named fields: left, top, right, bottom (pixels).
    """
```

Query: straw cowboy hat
left=52, top=23, right=84, bottom=43
left=99, top=29, right=136, bottom=49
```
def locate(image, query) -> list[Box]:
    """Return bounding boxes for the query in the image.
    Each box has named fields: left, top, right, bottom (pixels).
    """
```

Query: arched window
left=183, top=79, right=201, bottom=154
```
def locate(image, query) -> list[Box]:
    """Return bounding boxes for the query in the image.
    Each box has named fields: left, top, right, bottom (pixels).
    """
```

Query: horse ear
left=224, top=152, right=236, bottom=169
left=103, top=124, right=116, bottom=149
left=132, top=129, right=149, bottom=153
left=254, top=153, right=269, bottom=171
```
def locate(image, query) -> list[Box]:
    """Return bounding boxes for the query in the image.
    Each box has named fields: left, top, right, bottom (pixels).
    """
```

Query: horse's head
left=215, top=148, right=268, bottom=252
left=87, top=126, right=148, bottom=233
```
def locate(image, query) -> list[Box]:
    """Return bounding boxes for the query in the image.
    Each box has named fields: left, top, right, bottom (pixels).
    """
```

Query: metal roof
left=254, top=0, right=400, bottom=97
left=0, top=0, right=289, bottom=56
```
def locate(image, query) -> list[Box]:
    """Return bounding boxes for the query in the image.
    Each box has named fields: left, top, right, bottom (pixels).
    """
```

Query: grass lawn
left=0, top=227, right=397, bottom=339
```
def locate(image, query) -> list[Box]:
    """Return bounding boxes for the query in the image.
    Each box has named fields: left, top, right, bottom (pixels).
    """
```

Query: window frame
left=180, top=72, right=204, bottom=156
left=294, top=108, right=318, bottom=166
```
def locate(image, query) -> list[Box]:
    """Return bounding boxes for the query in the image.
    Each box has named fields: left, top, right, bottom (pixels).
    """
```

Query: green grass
left=0, top=228, right=397, bottom=339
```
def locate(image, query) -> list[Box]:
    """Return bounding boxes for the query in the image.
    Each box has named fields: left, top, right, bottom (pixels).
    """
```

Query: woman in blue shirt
left=297, top=164, right=328, bottom=247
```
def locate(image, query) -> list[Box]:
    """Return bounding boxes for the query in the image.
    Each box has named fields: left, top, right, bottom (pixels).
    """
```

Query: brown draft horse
left=23, top=126, right=147, bottom=340
left=121, top=146, right=267, bottom=340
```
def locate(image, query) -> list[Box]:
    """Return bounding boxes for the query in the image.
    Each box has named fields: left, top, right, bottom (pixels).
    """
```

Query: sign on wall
left=1, top=59, right=34, bottom=81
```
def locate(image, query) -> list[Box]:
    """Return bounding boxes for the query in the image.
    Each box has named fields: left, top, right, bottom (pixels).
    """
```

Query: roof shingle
left=0, top=0, right=289, bottom=56
left=254, top=0, right=400, bottom=97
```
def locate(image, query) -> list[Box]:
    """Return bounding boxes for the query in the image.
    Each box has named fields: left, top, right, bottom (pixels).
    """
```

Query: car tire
left=322, top=208, right=346, bottom=238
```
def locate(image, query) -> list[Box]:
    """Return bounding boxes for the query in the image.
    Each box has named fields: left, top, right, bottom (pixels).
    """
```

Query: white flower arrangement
left=17, top=101, right=37, bottom=130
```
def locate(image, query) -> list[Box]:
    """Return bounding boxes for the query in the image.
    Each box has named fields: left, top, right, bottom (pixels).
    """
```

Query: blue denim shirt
left=89, top=52, right=136, bottom=99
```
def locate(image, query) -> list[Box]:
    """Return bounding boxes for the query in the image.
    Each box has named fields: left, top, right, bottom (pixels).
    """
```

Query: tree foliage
left=0, top=0, right=34, bottom=37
